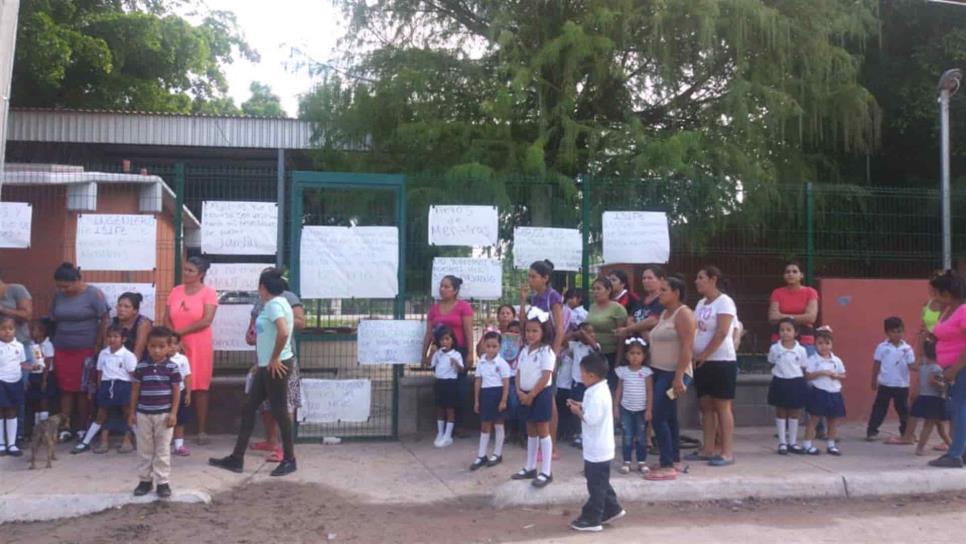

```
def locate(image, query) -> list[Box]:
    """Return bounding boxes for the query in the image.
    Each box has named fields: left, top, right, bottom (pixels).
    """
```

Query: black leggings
left=233, top=359, right=295, bottom=460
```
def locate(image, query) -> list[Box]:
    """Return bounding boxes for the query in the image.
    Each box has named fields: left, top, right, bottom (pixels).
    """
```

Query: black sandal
left=486, top=455, right=503, bottom=467
left=469, top=456, right=487, bottom=471
left=532, top=472, right=553, bottom=488
left=827, top=446, right=842, bottom=456
left=511, top=468, right=537, bottom=480
left=805, top=446, right=820, bottom=456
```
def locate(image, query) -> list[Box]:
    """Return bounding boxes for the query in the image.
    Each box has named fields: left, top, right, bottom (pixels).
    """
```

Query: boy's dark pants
left=867, top=385, right=909, bottom=436
left=580, top=460, right=621, bottom=524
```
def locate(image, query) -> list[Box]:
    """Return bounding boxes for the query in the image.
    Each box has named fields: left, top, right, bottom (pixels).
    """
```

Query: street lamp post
left=939, top=68, right=962, bottom=271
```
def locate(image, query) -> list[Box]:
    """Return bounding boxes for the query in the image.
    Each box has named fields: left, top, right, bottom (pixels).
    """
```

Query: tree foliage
left=241, top=81, right=285, bottom=117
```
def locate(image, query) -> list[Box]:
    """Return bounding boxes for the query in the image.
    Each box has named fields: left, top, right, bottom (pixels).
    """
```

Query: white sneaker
left=433, top=435, right=444, bottom=448
left=440, top=437, right=454, bottom=448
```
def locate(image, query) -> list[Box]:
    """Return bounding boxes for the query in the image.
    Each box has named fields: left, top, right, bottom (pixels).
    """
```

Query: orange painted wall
left=818, top=278, right=928, bottom=423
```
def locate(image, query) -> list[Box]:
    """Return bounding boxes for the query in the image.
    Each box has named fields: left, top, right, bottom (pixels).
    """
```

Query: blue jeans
left=619, top=406, right=647, bottom=463
left=651, top=368, right=681, bottom=468
left=947, top=367, right=966, bottom=459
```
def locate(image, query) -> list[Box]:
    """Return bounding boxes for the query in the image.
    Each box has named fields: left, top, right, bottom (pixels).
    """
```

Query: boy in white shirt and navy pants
left=866, top=317, right=915, bottom=441
left=566, top=352, right=625, bottom=532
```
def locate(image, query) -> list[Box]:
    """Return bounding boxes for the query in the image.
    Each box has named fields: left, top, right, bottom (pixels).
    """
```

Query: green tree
left=241, top=81, right=285, bottom=117
left=12, top=0, right=256, bottom=113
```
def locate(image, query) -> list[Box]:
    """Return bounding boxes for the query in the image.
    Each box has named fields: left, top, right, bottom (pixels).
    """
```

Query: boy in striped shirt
left=128, top=327, right=181, bottom=499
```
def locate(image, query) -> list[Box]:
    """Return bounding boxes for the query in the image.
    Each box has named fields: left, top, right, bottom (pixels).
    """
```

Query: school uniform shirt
left=569, top=341, right=598, bottom=386
left=693, top=294, right=738, bottom=361
left=0, top=339, right=26, bottom=383
left=615, top=365, right=653, bottom=412
left=171, top=352, right=192, bottom=392
left=874, top=340, right=916, bottom=388
left=767, top=341, right=808, bottom=379
left=580, top=380, right=615, bottom=463
left=918, top=362, right=945, bottom=398
left=39, top=338, right=54, bottom=372
left=430, top=349, right=464, bottom=380
left=517, top=345, right=556, bottom=391
left=806, top=353, right=846, bottom=393
left=96, top=346, right=138, bottom=382
left=570, top=305, right=588, bottom=326
left=556, top=352, right=574, bottom=390
left=476, top=355, right=511, bottom=389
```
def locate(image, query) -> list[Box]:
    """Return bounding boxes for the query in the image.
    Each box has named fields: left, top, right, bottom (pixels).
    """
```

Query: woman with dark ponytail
left=113, top=292, right=152, bottom=361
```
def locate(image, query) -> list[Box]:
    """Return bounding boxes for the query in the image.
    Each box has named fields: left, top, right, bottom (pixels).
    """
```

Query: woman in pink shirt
left=927, top=271, right=966, bottom=468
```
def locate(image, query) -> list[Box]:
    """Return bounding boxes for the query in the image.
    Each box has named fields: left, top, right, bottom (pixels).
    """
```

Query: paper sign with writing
left=202, top=201, right=278, bottom=255
left=357, top=319, right=426, bottom=365
left=298, top=379, right=371, bottom=423
left=0, top=202, right=31, bottom=248
left=431, top=258, right=502, bottom=300
left=76, top=214, right=157, bottom=271
left=602, top=211, right=670, bottom=264
left=428, top=205, right=498, bottom=246
left=206, top=263, right=268, bottom=292
left=212, top=304, right=255, bottom=352
left=300, top=226, right=398, bottom=299
left=512, top=227, right=582, bottom=271
left=89, top=283, right=157, bottom=321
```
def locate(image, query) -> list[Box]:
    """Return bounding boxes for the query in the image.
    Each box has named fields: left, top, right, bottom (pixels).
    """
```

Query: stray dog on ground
left=30, top=414, right=62, bottom=469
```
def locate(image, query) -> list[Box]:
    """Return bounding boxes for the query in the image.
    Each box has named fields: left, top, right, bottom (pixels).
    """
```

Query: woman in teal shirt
left=210, top=269, right=297, bottom=477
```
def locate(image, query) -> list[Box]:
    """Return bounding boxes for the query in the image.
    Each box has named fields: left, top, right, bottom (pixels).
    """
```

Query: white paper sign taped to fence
left=299, top=379, right=371, bottom=423
left=512, top=227, right=582, bottom=271
left=602, top=211, right=670, bottom=264
left=212, top=304, right=255, bottom=351
left=431, top=258, right=502, bottom=300
left=90, top=283, right=157, bottom=321
left=428, top=205, right=498, bottom=246
left=202, top=201, right=278, bottom=255
left=300, top=226, right=399, bottom=299
left=206, top=263, right=267, bottom=292
left=357, top=319, right=426, bottom=365
left=76, top=214, right=157, bottom=271
left=0, top=202, right=32, bottom=248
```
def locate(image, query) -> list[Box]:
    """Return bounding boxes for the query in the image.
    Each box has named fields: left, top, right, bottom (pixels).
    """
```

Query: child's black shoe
left=156, top=483, right=172, bottom=498
left=133, top=481, right=153, bottom=496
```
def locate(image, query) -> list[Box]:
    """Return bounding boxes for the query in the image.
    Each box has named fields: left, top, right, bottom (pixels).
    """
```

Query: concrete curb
left=0, top=490, right=211, bottom=524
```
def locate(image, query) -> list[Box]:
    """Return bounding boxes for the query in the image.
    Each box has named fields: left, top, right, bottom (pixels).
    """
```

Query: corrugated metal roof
left=6, top=108, right=317, bottom=150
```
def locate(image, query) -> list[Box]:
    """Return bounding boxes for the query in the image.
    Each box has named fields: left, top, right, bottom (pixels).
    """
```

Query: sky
left=192, top=0, right=345, bottom=117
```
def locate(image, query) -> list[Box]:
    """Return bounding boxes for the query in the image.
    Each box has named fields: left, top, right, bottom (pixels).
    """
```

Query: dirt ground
left=7, top=482, right=966, bottom=544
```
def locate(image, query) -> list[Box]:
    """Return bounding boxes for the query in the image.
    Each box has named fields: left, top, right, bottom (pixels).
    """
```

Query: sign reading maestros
left=431, top=258, right=502, bottom=300
left=356, top=319, right=426, bottom=365
left=428, top=205, right=498, bottom=246
left=202, top=201, right=278, bottom=255
left=299, top=379, right=371, bottom=423
left=300, top=226, right=398, bottom=299
left=76, top=214, right=156, bottom=271
left=602, top=211, right=670, bottom=264
left=512, top=227, right=582, bottom=271
left=0, top=202, right=31, bottom=248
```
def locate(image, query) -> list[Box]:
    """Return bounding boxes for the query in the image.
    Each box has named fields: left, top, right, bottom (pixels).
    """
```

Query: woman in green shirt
left=586, top=277, right=628, bottom=391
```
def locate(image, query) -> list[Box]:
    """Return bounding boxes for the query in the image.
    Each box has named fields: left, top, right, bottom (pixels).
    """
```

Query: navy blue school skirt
left=910, top=395, right=949, bottom=421
left=434, top=378, right=460, bottom=410
left=479, top=387, right=508, bottom=422
left=518, top=387, right=553, bottom=423
left=768, top=376, right=808, bottom=409
left=176, top=390, right=193, bottom=426
left=0, top=379, right=24, bottom=408
left=96, top=380, right=132, bottom=408
left=806, top=388, right=846, bottom=419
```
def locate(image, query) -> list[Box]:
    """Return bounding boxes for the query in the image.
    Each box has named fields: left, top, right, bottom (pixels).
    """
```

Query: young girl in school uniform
left=768, top=318, right=809, bottom=454
left=803, top=327, right=847, bottom=456
left=911, top=341, right=952, bottom=456
left=26, top=319, right=56, bottom=428
left=425, top=326, right=464, bottom=448
left=73, top=325, right=137, bottom=454
left=169, top=334, right=193, bottom=456
left=511, top=310, right=556, bottom=488
left=0, top=316, right=29, bottom=456
left=471, top=331, right=512, bottom=470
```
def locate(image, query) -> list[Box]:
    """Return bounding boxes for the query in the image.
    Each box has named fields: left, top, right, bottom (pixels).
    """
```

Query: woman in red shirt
left=768, top=261, right=819, bottom=356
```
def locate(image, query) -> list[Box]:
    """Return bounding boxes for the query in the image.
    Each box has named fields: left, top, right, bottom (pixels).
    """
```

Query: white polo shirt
left=874, top=340, right=915, bottom=388
left=517, top=345, right=555, bottom=391
left=430, top=348, right=463, bottom=380
left=476, top=355, right=511, bottom=389
left=171, top=352, right=192, bottom=391
left=569, top=341, right=598, bottom=386
left=806, top=353, right=846, bottom=393
left=768, top=341, right=808, bottom=379
left=0, top=339, right=26, bottom=383
left=556, top=352, right=574, bottom=390
left=580, top=380, right=615, bottom=463
left=96, top=346, right=138, bottom=382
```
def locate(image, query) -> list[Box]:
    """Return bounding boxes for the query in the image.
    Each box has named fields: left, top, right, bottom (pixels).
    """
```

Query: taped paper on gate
left=299, top=379, right=371, bottom=423
left=300, top=226, right=398, bottom=299
left=212, top=304, right=255, bottom=352
left=76, top=214, right=156, bottom=271
left=428, top=205, right=499, bottom=246
left=357, top=319, right=426, bottom=365
left=206, top=263, right=268, bottom=292
left=90, top=283, right=157, bottom=321
left=431, top=258, right=502, bottom=300
left=0, top=202, right=32, bottom=248
left=512, top=227, right=582, bottom=271
left=202, top=201, right=278, bottom=255
left=602, top=211, right=670, bottom=264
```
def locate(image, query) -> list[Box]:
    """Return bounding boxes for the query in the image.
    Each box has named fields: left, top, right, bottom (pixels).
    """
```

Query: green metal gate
left=289, top=172, right=406, bottom=440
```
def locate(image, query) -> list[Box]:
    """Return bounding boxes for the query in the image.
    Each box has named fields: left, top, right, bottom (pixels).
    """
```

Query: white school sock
left=34, top=412, right=41, bottom=425
left=5, top=418, right=17, bottom=448
left=493, top=425, right=505, bottom=456
left=803, top=440, right=813, bottom=449
left=526, top=437, right=539, bottom=471
left=478, top=432, right=491, bottom=458
left=174, top=438, right=184, bottom=449
left=827, top=439, right=836, bottom=449
left=787, top=418, right=800, bottom=445
left=0, top=419, right=5, bottom=448
left=82, top=422, right=102, bottom=445
left=436, top=419, right=445, bottom=439
left=539, top=436, right=553, bottom=476
left=40, top=411, right=49, bottom=421
left=775, top=418, right=787, bottom=445
left=444, top=421, right=454, bottom=440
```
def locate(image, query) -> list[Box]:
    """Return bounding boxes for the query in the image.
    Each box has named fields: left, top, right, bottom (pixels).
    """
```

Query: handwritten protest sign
left=431, top=258, right=502, bottom=300
left=202, top=201, right=278, bottom=255
left=602, top=211, right=670, bottom=264
left=299, top=379, right=371, bottom=423
left=357, top=319, right=426, bottom=365
left=90, top=283, right=156, bottom=321
left=206, top=263, right=268, bottom=292
left=512, top=227, right=582, bottom=271
left=212, top=304, right=255, bottom=351
left=76, top=214, right=156, bottom=271
left=428, top=205, right=498, bottom=246
left=300, top=226, right=398, bottom=299
left=0, top=202, right=31, bottom=248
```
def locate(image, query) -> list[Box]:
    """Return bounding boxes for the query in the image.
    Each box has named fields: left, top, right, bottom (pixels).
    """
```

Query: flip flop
left=884, top=437, right=913, bottom=445
left=267, top=448, right=284, bottom=463
left=117, top=442, right=135, bottom=454
left=644, top=469, right=677, bottom=481
left=934, top=444, right=950, bottom=452
left=250, top=441, right=276, bottom=452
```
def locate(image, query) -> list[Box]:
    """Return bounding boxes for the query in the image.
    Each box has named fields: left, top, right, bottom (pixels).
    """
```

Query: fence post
left=173, top=163, right=185, bottom=285
left=805, top=181, right=815, bottom=285
left=581, top=176, right=591, bottom=302
left=276, top=149, right=285, bottom=269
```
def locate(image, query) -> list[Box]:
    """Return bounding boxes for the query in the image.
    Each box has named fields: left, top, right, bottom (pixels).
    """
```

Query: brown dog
left=29, top=414, right=62, bottom=469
